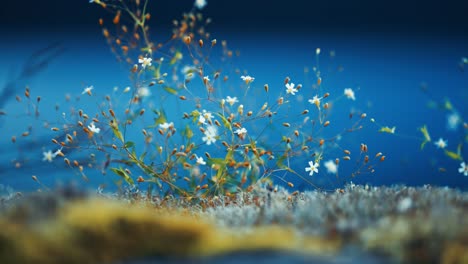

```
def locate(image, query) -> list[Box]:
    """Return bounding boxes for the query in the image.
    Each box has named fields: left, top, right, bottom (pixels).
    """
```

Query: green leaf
left=124, top=141, right=135, bottom=149
left=110, top=167, right=134, bottom=185
left=215, top=113, right=232, bottom=130
left=163, top=86, right=178, bottom=95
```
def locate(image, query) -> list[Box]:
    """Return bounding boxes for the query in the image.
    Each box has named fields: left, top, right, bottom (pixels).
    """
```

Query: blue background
left=0, top=0, right=467, bottom=191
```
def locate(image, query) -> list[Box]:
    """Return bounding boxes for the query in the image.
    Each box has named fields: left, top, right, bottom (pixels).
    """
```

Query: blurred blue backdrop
left=0, top=0, right=467, bottom=191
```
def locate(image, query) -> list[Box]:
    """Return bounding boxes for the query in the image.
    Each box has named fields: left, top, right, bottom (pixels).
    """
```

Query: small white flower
left=194, top=0, right=207, bottom=9
left=199, top=115, right=206, bottom=125
left=434, top=138, right=448, bottom=149
left=285, top=83, right=298, bottom=95
left=308, top=95, right=321, bottom=108
left=344, top=88, right=356, bottom=100
left=82, top=85, right=94, bottom=96
left=324, top=160, right=338, bottom=174
left=225, top=96, right=239, bottom=106
left=202, top=125, right=217, bottom=145
left=447, top=112, right=461, bottom=131
left=305, top=160, right=319, bottom=176
left=159, top=122, right=173, bottom=130
left=138, top=57, right=152, bottom=69
left=88, top=122, right=100, bottom=134
left=195, top=155, right=206, bottom=165
left=137, top=87, right=151, bottom=97
left=42, top=150, right=56, bottom=162
left=234, top=127, right=247, bottom=137
left=459, top=162, right=468, bottom=176
left=203, top=76, right=210, bottom=84
left=316, top=48, right=321, bottom=55
left=240, top=75, right=255, bottom=85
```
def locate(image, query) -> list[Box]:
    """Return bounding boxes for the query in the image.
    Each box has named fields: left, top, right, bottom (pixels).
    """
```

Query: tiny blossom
left=194, top=0, right=207, bottom=9
left=308, top=95, right=321, bottom=108
left=195, top=155, right=206, bottom=165
left=344, top=88, right=356, bottom=100
left=459, top=162, right=468, bottom=176
left=88, top=122, right=100, bottom=134
left=82, top=85, right=94, bottom=95
left=305, top=160, right=319, bottom=176
left=285, top=83, right=298, bottom=95
left=42, top=150, right=56, bottom=162
left=241, top=75, right=255, bottom=85
left=324, top=160, right=338, bottom=174
left=225, top=96, right=239, bottom=106
left=447, top=112, right=461, bottom=131
left=202, top=125, right=218, bottom=145
left=137, top=87, right=151, bottom=97
left=434, top=138, right=447, bottom=149
left=234, top=127, right=247, bottom=137
left=159, top=122, right=173, bottom=130
left=138, top=57, right=152, bottom=69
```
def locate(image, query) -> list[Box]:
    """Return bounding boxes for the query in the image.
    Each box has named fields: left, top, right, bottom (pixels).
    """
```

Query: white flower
left=225, top=96, right=239, bottom=106
left=194, top=0, right=207, bottom=9
left=88, top=122, right=100, bottom=134
left=324, top=160, right=338, bottom=174
left=159, top=122, right=173, bottom=130
left=234, top=127, right=247, bottom=137
left=305, top=160, right=319, bottom=176
left=82, top=85, right=94, bottom=96
left=195, top=155, right=206, bottom=165
left=202, top=125, right=217, bottom=145
left=285, top=83, right=298, bottom=95
left=42, top=150, right=56, bottom=162
left=459, top=162, right=468, bottom=176
left=199, top=115, right=206, bottom=125
left=138, top=57, right=152, bottom=69
left=344, top=88, right=356, bottom=100
left=241, top=75, right=255, bottom=85
left=434, top=138, right=448, bottom=149
left=308, top=95, right=321, bottom=108
left=203, top=76, right=210, bottom=84
left=137, top=87, right=151, bottom=97
left=447, top=112, right=461, bottom=131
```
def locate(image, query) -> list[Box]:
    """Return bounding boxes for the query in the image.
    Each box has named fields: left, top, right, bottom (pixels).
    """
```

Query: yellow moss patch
left=0, top=197, right=341, bottom=263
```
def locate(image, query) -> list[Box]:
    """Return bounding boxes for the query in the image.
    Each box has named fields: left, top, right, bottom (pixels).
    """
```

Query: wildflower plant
left=7, top=0, right=386, bottom=197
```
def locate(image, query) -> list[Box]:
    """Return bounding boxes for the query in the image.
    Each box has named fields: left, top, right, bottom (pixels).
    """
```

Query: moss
left=0, top=196, right=339, bottom=263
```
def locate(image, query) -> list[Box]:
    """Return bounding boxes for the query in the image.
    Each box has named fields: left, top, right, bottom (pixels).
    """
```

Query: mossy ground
left=0, top=184, right=467, bottom=264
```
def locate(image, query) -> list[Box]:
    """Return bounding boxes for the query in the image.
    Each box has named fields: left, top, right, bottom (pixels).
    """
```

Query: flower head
left=305, top=160, right=319, bottom=176
left=434, top=138, right=448, bottom=149
left=241, top=75, right=255, bottom=85
left=308, top=95, right=321, bottom=109
left=82, top=85, right=94, bottom=96
left=194, top=0, right=207, bottom=9
left=324, top=160, right=338, bottom=174
left=285, top=83, right=298, bottom=95
left=234, top=127, right=248, bottom=139
left=138, top=57, right=152, bottom=69
left=195, top=155, right=206, bottom=165
left=159, top=122, right=174, bottom=130
left=42, top=150, right=56, bottom=162
left=137, top=87, right=151, bottom=98
left=459, top=162, right=468, bottom=176
left=88, top=122, right=100, bottom=134
left=225, top=96, right=239, bottom=106
left=344, top=88, right=356, bottom=100
left=202, top=125, right=218, bottom=145
left=447, top=112, right=461, bottom=131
